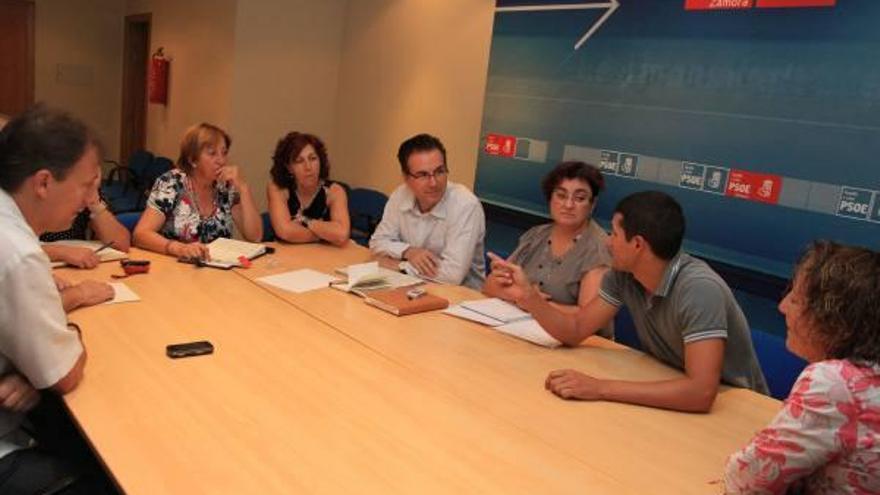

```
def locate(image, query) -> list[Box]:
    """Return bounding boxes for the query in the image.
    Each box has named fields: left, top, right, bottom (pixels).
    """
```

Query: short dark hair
left=540, top=161, right=604, bottom=203
left=176, top=123, right=231, bottom=174
left=270, top=132, right=330, bottom=189
left=613, top=191, right=685, bottom=260
left=794, top=241, right=880, bottom=363
left=0, top=104, right=95, bottom=193
left=397, top=133, right=446, bottom=175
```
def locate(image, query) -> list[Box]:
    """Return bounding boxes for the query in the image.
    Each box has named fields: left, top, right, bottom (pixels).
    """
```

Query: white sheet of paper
left=459, top=298, right=532, bottom=324
left=104, top=282, right=141, bottom=305
left=443, top=304, right=506, bottom=326
left=257, top=269, right=335, bottom=294
left=495, top=319, right=562, bottom=348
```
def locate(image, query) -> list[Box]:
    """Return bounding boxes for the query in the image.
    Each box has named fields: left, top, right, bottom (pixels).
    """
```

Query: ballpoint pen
left=94, top=240, right=114, bottom=254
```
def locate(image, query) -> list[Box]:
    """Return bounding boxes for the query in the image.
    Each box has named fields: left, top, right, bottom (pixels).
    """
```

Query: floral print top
left=724, top=359, right=880, bottom=494
left=146, top=170, right=238, bottom=243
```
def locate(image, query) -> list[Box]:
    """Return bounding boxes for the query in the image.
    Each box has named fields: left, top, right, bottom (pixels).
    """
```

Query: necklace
left=295, top=181, right=323, bottom=211
left=186, top=176, right=216, bottom=219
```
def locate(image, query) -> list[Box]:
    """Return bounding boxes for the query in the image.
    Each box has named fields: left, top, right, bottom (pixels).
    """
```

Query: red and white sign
left=685, top=0, right=753, bottom=10
left=756, top=0, right=835, bottom=8
left=484, top=133, right=517, bottom=158
left=726, top=170, right=782, bottom=204
left=685, top=0, right=834, bottom=10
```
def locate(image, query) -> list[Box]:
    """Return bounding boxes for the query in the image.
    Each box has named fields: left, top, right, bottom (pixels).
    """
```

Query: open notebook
left=45, top=239, right=128, bottom=268
left=331, top=261, right=423, bottom=296
left=444, top=298, right=562, bottom=348
left=202, top=238, right=267, bottom=268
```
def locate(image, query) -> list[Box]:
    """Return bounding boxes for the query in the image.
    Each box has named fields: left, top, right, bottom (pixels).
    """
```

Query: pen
left=94, top=240, right=114, bottom=254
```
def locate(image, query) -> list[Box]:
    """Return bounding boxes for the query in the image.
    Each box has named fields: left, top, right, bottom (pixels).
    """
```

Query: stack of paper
left=444, top=298, right=562, bottom=348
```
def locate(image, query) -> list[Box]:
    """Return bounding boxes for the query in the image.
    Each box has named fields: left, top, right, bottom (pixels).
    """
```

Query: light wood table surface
left=234, top=241, right=782, bottom=495
left=57, top=250, right=637, bottom=494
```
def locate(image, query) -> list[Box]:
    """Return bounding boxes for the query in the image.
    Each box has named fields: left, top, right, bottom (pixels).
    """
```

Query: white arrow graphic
left=495, top=1, right=620, bottom=50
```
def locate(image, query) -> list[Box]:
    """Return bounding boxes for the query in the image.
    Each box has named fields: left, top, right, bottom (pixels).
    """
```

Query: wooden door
left=119, top=14, right=151, bottom=164
left=0, top=0, right=35, bottom=116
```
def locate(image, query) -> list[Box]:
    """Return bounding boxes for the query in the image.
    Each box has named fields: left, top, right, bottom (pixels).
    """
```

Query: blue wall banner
left=476, top=0, right=877, bottom=278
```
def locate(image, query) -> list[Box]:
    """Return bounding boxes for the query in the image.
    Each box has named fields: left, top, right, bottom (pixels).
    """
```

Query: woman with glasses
left=723, top=241, right=880, bottom=494
left=483, top=161, right=612, bottom=337
left=133, top=123, right=263, bottom=259
left=267, top=132, right=349, bottom=246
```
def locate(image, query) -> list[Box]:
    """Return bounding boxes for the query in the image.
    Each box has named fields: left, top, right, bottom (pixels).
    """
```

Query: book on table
left=363, top=287, right=449, bottom=316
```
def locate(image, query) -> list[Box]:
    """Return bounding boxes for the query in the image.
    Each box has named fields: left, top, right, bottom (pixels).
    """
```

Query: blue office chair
left=136, top=156, right=173, bottom=209
left=117, top=211, right=142, bottom=232
left=348, top=187, right=388, bottom=247
left=102, top=150, right=155, bottom=213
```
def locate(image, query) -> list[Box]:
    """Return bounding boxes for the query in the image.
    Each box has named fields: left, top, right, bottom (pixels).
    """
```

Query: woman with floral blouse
left=133, top=123, right=262, bottom=258
left=723, top=241, right=880, bottom=494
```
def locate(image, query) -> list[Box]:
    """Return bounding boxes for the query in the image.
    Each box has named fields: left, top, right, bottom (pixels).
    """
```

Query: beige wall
left=332, top=0, right=495, bottom=194
left=34, top=0, right=125, bottom=161
left=126, top=0, right=237, bottom=163
left=33, top=0, right=496, bottom=206
left=230, top=0, right=348, bottom=211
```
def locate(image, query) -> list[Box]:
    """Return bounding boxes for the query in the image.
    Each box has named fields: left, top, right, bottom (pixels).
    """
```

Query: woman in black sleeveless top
left=267, top=132, right=350, bottom=245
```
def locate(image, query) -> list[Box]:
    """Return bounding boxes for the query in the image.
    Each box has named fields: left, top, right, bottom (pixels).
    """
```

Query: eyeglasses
left=551, top=189, right=592, bottom=205
left=407, top=166, right=448, bottom=182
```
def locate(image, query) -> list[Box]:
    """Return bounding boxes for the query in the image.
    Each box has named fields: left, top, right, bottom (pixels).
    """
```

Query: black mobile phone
left=166, top=341, right=214, bottom=359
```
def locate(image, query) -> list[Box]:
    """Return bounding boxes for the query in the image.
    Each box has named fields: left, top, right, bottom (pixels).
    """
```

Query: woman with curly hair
left=482, top=161, right=612, bottom=337
left=267, top=132, right=349, bottom=246
left=723, top=241, right=880, bottom=494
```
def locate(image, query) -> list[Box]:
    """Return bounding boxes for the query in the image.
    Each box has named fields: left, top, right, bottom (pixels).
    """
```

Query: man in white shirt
left=0, top=106, right=112, bottom=493
left=370, top=134, right=486, bottom=289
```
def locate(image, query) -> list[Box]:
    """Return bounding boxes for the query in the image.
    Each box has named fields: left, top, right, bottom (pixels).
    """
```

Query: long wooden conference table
left=57, top=242, right=780, bottom=494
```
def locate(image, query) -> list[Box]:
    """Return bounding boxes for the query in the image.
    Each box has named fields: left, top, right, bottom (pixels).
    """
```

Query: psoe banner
left=726, top=170, right=782, bottom=205
left=484, top=133, right=517, bottom=158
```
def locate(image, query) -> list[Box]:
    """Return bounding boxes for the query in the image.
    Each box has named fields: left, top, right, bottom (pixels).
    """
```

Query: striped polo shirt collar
left=653, top=251, right=687, bottom=298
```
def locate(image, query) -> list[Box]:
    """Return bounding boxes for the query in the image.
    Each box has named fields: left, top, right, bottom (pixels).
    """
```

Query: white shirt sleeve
left=0, top=252, right=83, bottom=389
left=369, top=190, right=410, bottom=259
left=434, top=197, right=485, bottom=285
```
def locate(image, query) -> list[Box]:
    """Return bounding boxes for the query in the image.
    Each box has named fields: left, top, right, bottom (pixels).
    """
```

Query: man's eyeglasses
left=407, top=166, right=448, bottom=182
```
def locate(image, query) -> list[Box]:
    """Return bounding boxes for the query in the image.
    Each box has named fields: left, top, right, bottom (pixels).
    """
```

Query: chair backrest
left=127, top=150, right=155, bottom=183
left=116, top=211, right=142, bottom=232
left=135, top=156, right=173, bottom=210
left=348, top=187, right=389, bottom=246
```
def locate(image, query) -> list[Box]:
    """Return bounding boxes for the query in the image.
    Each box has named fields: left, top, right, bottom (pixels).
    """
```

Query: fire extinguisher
left=148, top=47, right=169, bottom=105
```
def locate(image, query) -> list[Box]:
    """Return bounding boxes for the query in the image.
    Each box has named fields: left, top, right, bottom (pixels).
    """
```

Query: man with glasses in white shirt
left=370, top=133, right=486, bottom=289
